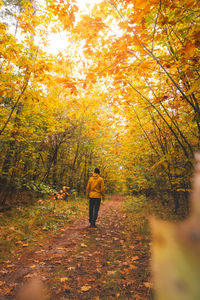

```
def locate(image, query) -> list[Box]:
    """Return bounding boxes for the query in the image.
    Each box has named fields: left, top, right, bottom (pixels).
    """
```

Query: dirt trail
left=0, top=195, right=151, bottom=299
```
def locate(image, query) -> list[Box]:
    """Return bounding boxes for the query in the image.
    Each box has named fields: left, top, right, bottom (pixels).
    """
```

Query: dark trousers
left=89, top=198, right=101, bottom=225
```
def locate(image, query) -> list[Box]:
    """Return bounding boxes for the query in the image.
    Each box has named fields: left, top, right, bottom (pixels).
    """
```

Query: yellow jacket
left=86, top=173, right=105, bottom=199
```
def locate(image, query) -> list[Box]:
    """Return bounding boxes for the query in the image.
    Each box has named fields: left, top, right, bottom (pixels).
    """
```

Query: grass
left=0, top=197, right=88, bottom=262
left=123, top=193, right=186, bottom=235
left=123, top=195, right=150, bottom=240
left=122, top=193, right=187, bottom=260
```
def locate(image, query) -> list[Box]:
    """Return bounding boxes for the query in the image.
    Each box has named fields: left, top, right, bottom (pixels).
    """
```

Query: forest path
left=0, top=195, right=151, bottom=300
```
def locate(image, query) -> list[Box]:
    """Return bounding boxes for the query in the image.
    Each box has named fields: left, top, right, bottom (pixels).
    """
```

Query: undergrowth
left=0, top=197, right=88, bottom=261
left=123, top=194, right=187, bottom=243
left=123, top=195, right=150, bottom=237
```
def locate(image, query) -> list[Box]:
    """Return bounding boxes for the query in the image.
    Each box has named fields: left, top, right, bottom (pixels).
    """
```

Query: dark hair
left=94, top=168, right=100, bottom=174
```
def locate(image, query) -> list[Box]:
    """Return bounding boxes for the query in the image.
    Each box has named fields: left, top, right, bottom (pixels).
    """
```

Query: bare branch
left=151, top=0, right=162, bottom=53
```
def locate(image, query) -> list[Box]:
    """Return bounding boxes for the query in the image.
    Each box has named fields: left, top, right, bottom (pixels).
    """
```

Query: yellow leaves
left=186, top=78, right=200, bottom=95
left=48, top=0, right=78, bottom=30
left=74, top=15, right=105, bottom=42
left=119, top=21, right=128, bottom=30
left=16, top=9, right=39, bottom=35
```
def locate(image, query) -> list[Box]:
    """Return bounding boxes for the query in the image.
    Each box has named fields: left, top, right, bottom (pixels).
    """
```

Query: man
left=86, top=168, right=105, bottom=228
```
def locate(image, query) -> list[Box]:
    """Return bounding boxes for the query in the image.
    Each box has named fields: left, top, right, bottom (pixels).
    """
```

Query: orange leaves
left=134, top=0, right=148, bottom=9
left=80, top=285, right=91, bottom=291
left=183, top=41, right=197, bottom=59
left=132, top=256, right=139, bottom=261
left=185, top=0, right=196, bottom=8
left=119, top=21, right=128, bottom=31
left=47, top=0, right=78, bottom=30
left=60, top=277, right=69, bottom=282
left=74, top=15, right=105, bottom=42
left=186, top=78, right=200, bottom=95
left=15, top=5, right=40, bottom=35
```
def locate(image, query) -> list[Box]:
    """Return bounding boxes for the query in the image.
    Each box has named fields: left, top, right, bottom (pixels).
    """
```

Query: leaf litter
left=0, top=195, right=152, bottom=299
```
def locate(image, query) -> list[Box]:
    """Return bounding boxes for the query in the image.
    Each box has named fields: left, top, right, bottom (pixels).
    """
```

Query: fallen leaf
left=81, top=285, right=91, bottom=291
left=24, top=273, right=35, bottom=278
left=81, top=243, right=87, bottom=248
left=30, top=265, right=36, bottom=269
left=107, top=270, right=116, bottom=275
left=123, top=268, right=130, bottom=274
left=96, top=268, right=101, bottom=273
left=129, top=245, right=134, bottom=249
left=0, top=270, right=8, bottom=275
left=7, top=265, right=15, bottom=268
left=0, top=281, right=4, bottom=286
left=129, top=264, right=137, bottom=270
left=60, top=277, right=69, bottom=282
left=132, top=256, right=139, bottom=261
left=144, top=282, right=152, bottom=288
left=22, top=243, right=29, bottom=247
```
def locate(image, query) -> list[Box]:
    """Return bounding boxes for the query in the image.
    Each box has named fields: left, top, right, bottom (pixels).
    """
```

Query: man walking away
left=86, top=168, right=105, bottom=228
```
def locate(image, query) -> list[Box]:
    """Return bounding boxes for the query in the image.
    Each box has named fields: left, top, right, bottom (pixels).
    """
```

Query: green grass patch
left=0, top=197, right=88, bottom=261
left=123, top=195, right=150, bottom=237
left=123, top=194, right=182, bottom=237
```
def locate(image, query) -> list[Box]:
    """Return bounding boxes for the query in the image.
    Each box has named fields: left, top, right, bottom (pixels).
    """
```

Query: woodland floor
left=0, top=195, right=152, bottom=300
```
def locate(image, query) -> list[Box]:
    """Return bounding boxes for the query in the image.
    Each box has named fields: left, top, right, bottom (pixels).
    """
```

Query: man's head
left=94, top=168, right=100, bottom=174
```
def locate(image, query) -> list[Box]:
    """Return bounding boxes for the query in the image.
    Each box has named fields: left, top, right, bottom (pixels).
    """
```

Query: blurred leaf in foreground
left=151, top=153, right=200, bottom=300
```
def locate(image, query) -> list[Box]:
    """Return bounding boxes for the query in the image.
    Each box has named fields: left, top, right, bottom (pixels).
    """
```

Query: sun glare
left=76, top=0, right=102, bottom=11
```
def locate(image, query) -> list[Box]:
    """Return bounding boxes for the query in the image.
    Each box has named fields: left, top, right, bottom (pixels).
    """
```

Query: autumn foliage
left=72, top=0, right=200, bottom=212
left=0, top=0, right=200, bottom=214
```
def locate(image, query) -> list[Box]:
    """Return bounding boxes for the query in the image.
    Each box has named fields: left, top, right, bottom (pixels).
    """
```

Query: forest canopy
left=0, top=0, right=200, bottom=211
